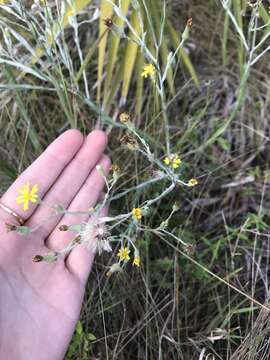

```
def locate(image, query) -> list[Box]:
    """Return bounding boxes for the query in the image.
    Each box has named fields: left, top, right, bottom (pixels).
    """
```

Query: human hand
left=0, top=129, right=110, bottom=360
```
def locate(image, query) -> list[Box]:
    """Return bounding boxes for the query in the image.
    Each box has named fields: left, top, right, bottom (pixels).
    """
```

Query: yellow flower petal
left=164, top=157, right=170, bottom=165
left=16, top=195, right=25, bottom=204
left=133, top=257, right=140, bottom=267
left=23, top=201, right=29, bottom=211
left=30, top=184, right=38, bottom=195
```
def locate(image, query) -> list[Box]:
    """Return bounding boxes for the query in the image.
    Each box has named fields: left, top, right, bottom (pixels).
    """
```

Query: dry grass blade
left=121, top=9, right=142, bottom=105
left=97, top=0, right=115, bottom=104
left=103, top=0, right=131, bottom=109
left=135, top=51, right=144, bottom=116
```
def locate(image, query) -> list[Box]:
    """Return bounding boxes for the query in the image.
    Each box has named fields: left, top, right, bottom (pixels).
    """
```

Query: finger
left=98, top=191, right=106, bottom=202
left=0, top=130, right=83, bottom=225
left=27, top=131, right=108, bottom=238
left=46, top=154, right=111, bottom=250
left=66, top=206, right=109, bottom=285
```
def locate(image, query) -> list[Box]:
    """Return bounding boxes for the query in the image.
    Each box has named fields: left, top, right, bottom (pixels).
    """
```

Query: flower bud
left=32, top=255, right=44, bottom=262
left=172, top=202, right=180, bottom=212
left=96, top=164, right=107, bottom=177
left=58, top=224, right=69, bottom=231
left=106, top=263, right=122, bottom=277
left=72, top=235, right=82, bottom=244
left=5, top=223, right=17, bottom=232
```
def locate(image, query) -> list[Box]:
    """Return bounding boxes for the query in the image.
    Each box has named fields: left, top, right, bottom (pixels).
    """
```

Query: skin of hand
left=0, top=129, right=110, bottom=360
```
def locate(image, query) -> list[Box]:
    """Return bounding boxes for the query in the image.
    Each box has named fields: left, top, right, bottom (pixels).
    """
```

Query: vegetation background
left=1, top=0, right=270, bottom=359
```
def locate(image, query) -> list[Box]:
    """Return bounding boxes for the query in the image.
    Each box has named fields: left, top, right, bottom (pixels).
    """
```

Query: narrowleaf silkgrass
left=1, top=0, right=270, bottom=359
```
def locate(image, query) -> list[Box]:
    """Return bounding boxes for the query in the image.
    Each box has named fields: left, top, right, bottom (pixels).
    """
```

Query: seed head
left=79, top=220, right=111, bottom=255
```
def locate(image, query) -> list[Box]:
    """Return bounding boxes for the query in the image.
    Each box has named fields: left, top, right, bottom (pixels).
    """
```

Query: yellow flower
left=172, top=156, right=182, bottom=169
left=164, top=157, right=170, bottom=166
left=117, top=247, right=130, bottom=261
left=132, top=207, right=143, bottom=221
left=141, top=64, right=156, bottom=78
left=16, top=183, right=39, bottom=211
left=188, top=178, right=198, bottom=187
left=133, top=257, right=140, bottom=267
left=163, top=154, right=182, bottom=169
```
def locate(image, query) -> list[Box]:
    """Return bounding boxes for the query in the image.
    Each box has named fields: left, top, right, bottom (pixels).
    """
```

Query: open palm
left=0, top=130, right=110, bottom=360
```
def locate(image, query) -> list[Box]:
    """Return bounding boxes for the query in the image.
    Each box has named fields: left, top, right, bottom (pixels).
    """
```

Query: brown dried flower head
left=103, top=17, right=114, bottom=29
left=120, top=134, right=139, bottom=150
left=184, top=243, right=196, bottom=256
left=119, top=112, right=130, bottom=124
left=110, top=164, right=120, bottom=173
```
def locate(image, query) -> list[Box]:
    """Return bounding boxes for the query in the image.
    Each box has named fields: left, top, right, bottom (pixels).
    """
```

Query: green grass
left=1, top=0, right=270, bottom=359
